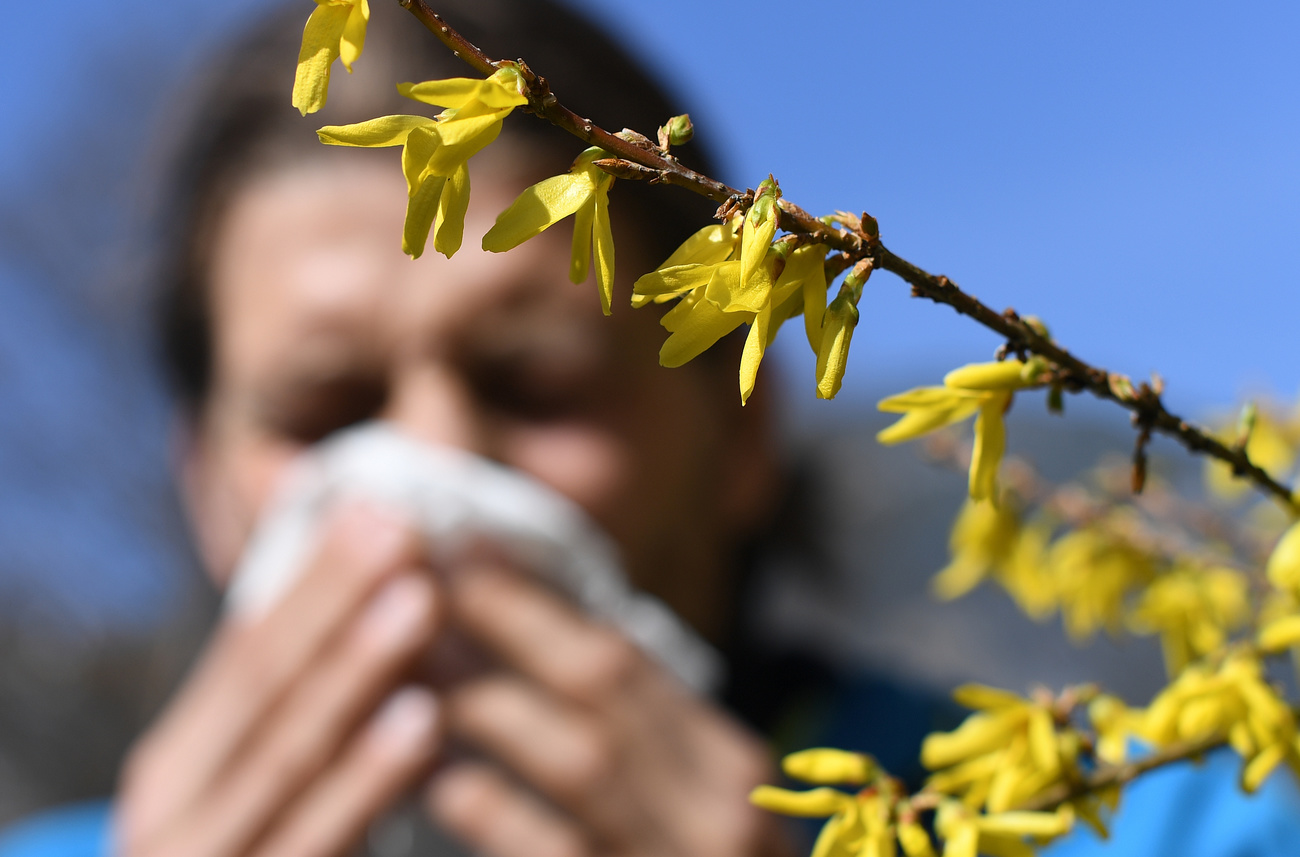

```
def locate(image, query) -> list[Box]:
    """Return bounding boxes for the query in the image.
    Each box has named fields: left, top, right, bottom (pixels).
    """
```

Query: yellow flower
left=933, top=498, right=1021, bottom=601
left=1087, top=694, right=1137, bottom=765
left=922, top=685, right=1076, bottom=813
left=815, top=290, right=858, bottom=400
left=634, top=214, right=827, bottom=403
left=782, top=748, right=877, bottom=785
left=1125, top=564, right=1250, bottom=677
left=318, top=66, right=527, bottom=259
left=878, top=360, right=1040, bottom=502
left=1266, top=520, right=1300, bottom=600
left=1138, top=652, right=1300, bottom=791
left=935, top=801, right=1073, bottom=857
left=293, top=0, right=370, bottom=115
left=482, top=147, right=617, bottom=313
left=1047, top=525, right=1154, bottom=642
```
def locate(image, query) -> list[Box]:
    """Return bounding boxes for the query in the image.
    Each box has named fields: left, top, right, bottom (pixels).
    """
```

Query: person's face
left=186, top=152, right=775, bottom=638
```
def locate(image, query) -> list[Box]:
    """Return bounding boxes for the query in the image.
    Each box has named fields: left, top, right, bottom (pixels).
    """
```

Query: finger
left=446, top=565, right=649, bottom=707
left=251, top=687, right=441, bottom=857
left=426, top=761, right=590, bottom=857
left=180, top=572, right=438, bottom=857
left=130, top=505, right=421, bottom=828
left=445, top=677, right=625, bottom=824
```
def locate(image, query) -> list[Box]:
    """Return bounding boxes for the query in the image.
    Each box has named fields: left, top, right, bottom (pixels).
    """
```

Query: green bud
left=1022, top=315, right=1051, bottom=339
left=663, top=113, right=693, bottom=146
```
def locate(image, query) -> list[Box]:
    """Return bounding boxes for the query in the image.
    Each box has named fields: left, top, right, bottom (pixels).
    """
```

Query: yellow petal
left=740, top=305, right=772, bottom=405
left=951, top=685, right=1028, bottom=712
left=969, top=393, right=1010, bottom=502
left=944, top=360, right=1029, bottom=391
left=706, top=255, right=772, bottom=314
left=656, top=219, right=739, bottom=270
left=659, top=289, right=750, bottom=368
left=633, top=264, right=716, bottom=305
left=1242, top=742, right=1287, bottom=792
left=815, top=297, right=858, bottom=400
left=976, top=810, right=1073, bottom=838
left=292, top=3, right=351, bottom=115
left=317, top=115, right=433, bottom=149
left=922, top=714, right=1016, bottom=769
left=592, top=191, right=615, bottom=315
left=401, top=125, right=440, bottom=195
left=877, top=399, right=982, bottom=445
left=1267, top=522, right=1300, bottom=598
left=338, top=0, right=369, bottom=72
left=940, top=820, right=978, bottom=857
left=1258, top=614, right=1300, bottom=653
left=782, top=749, right=875, bottom=785
left=740, top=209, right=778, bottom=296
left=569, top=197, right=595, bottom=288
left=483, top=173, right=595, bottom=253
left=748, top=786, right=852, bottom=818
left=402, top=173, right=447, bottom=259
left=432, top=162, right=470, bottom=258
left=898, top=821, right=937, bottom=857
left=399, top=76, right=522, bottom=109
left=879, top=387, right=978, bottom=413
left=803, top=282, right=829, bottom=359
left=427, top=111, right=507, bottom=175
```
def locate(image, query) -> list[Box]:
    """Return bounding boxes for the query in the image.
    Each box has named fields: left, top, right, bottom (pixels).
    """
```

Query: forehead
left=205, top=155, right=628, bottom=387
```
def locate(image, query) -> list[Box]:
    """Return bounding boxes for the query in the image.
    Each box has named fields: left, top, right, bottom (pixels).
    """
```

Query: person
left=1, top=2, right=941, bottom=855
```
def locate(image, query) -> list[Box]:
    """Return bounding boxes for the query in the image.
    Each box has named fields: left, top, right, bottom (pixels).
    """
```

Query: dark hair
left=155, top=0, right=721, bottom=409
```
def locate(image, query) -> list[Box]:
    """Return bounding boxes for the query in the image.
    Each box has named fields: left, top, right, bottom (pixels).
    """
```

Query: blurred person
left=0, top=2, right=949, bottom=856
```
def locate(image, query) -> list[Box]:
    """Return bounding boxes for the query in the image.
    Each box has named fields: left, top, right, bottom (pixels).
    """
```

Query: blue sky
left=4, top=1, right=1299, bottom=626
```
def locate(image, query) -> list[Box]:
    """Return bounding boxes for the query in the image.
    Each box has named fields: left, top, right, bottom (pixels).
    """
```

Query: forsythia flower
left=815, top=289, right=858, bottom=400
left=317, top=66, right=528, bottom=258
left=293, top=0, right=370, bottom=115
left=922, top=685, right=1077, bottom=813
left=482, top=147, right=616, bottom=313
left=934, top=498, right=1020, bottom=600
left=1138, top=652, right=1300, bottom=792
left=1088, top=694, right=1140, bottom=765
left=1125, top=564, right=1250, bottom=677
left=633, top=187, right=829, bottom=403
left=934, top=801, right=1074, bottom=857
left=750, top=750, right=900, bottom=857
left=1266, top=520, right=1300, bottom=601
left=878, top=360, right=1042, bottom=502
left=933, top=500, right=1059, bottom=620
left=1047, top=526, right=1154, bottom=641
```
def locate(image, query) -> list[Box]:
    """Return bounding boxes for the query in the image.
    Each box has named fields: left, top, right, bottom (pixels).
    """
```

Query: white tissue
left=226, top=422, right=723, bottom=694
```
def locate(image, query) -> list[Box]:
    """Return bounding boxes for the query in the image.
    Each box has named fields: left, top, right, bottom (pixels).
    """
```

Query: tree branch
left=1015, top=734, right=1227, bottom=812
left=398, top=0, right=1298, bottom=513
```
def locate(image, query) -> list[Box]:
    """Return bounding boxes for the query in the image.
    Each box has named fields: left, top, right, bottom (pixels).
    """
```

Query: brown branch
left=1015, top=734, right=1226, bottom=812
left=398, top=1, right=1298, bottom=514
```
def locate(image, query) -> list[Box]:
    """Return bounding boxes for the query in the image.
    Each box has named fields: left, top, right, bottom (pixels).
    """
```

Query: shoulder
left=0, top=801, right=113, bottom=857
left=1046, top=748, right=1300, bottom=857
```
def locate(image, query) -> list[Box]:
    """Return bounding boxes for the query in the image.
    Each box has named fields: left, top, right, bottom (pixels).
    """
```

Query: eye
left=261, top=372, right=388, bottom=444
left=463, top=354, right=596, bottom=421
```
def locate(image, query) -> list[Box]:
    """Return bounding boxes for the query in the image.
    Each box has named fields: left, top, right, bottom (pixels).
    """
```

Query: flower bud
left=662, top=113, right=694, bottom=146
left=816, top=290, right=859, bottom=399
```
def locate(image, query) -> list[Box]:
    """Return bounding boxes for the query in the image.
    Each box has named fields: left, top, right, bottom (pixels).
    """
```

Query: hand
left=117, top=507, right=442, bottom=857
left=426, top=565, right=794, bottom=857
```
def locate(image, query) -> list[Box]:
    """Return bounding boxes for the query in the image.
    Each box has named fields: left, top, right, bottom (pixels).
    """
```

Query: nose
left=382, top=361, right=492, bottom=458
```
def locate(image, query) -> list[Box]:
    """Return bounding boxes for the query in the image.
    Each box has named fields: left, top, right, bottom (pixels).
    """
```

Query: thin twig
left=398, top=0, right=1298, bottom=514
left=1015, top=734, right=1226, bottom=812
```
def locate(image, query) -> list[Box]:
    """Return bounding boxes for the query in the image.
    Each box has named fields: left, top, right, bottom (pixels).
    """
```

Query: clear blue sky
left=4, top=1, right=1299, bottom=625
